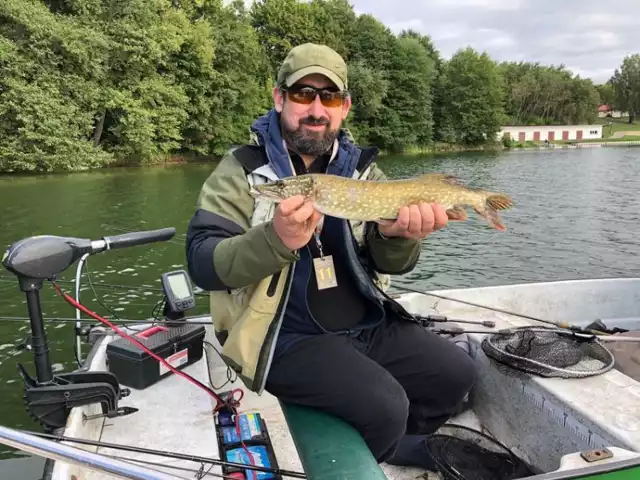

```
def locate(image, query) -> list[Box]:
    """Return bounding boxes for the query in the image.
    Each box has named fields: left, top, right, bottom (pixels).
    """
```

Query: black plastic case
left=105, top=324, right=205, bottom=389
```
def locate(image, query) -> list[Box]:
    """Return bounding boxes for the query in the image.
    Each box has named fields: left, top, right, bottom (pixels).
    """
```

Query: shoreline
left=1, top=140, right=638, bottom=176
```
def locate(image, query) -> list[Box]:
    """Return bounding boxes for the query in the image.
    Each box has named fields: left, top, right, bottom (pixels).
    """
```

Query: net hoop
left=424, top=424, right=535, bottom=480
left=481, top=326, right=615, bottom=378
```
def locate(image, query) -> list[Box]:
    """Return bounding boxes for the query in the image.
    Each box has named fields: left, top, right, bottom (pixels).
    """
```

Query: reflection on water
left=1, top=147, right=640, bottom=476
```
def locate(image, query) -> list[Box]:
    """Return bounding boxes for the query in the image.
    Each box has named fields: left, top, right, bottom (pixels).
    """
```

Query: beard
left=280, top=115, right=339, bottom=157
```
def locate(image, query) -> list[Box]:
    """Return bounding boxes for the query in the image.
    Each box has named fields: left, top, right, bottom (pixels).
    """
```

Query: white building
left=498, top=125, right=603, bottom=142
left=598, top=105, right=627, bottom=118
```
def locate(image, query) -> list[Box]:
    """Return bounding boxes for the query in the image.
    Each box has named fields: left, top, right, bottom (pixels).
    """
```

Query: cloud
left=350, top=0, right=640, bottom=83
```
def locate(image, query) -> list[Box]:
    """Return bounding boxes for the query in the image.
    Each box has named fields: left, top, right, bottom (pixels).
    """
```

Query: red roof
left=598, top=104, right=611, bottom=112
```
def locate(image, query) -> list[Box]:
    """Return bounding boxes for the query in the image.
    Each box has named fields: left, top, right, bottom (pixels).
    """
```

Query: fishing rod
left=0, top=426, right=179, bottom=480
left=18, top=429, right=307, bottom=479
left=415, top=314, right=495, bottom=328
left=431, top=326, right=640, bottom=343
left=0, top=315, right=214, bottom=325
left=391, top=283, right=615, bottom=336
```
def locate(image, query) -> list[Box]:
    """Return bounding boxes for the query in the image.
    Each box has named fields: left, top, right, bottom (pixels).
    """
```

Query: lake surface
left=1, top=146, right=640, bottom=477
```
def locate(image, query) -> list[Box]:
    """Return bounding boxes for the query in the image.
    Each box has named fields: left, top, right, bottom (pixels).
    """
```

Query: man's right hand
left=272, top=195, right=323, bottom=251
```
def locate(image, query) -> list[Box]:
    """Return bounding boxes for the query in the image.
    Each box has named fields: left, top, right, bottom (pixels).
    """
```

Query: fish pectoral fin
left=446, top=206, right=468, bottom=221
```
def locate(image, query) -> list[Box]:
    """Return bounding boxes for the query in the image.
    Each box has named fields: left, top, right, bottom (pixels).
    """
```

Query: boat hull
left=40, top=277, right=640, bottom=479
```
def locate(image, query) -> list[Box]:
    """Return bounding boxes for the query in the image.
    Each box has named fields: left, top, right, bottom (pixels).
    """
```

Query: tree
left=610, top=54, right=640, bottom=123
left=438, top=48, right=505, bottom=146
left=596, top=83, right=615, bottom=106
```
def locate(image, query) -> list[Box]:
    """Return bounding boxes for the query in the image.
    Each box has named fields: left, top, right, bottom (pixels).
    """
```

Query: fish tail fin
left=473, top=193, right=513, bottom=231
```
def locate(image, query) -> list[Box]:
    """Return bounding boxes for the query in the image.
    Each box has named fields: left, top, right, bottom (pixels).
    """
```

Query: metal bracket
left=580, top=448, right=614, bottom=463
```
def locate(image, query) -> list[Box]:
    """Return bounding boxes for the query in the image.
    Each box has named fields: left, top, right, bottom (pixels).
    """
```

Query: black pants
left=265, top=316, right=478, bottom=462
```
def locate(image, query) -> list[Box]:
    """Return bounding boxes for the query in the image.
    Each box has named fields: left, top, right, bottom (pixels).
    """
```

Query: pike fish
left=250, top=173, right=514, bottom=231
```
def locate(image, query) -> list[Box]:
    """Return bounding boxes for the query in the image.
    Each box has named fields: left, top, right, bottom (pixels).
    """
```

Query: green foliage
left=610, top=54, right=640, bottom=123
left=596, top=83, right=615, bottom=106
left=0, top=0, right=636, bottom=172
left=438, top=48, right=505, bottom=146
left=499, top=62, right=601, bottom=125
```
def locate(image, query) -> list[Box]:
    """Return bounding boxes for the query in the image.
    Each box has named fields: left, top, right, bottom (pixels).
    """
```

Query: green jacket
left=185, top=127, right=421, bottom=394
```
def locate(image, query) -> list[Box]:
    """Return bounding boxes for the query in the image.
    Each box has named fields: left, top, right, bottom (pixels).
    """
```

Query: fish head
left=250, top=175, right=316, bottom=203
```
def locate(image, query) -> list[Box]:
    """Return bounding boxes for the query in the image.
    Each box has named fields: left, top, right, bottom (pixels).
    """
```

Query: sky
left=347, top=0, right=639, bottom=84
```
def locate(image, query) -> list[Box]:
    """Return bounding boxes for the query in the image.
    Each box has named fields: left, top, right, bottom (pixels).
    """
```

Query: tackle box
left=105, top=323, right=205, bottom=390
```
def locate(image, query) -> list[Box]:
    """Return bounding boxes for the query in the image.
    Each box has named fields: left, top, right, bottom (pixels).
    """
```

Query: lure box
left=105, top=323, right=205, bottom=390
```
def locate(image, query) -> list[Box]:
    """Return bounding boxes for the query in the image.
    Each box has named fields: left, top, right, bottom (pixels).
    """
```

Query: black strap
left=356, top=147, right=380, bottom=175
left=233, top=145, right=268, bottom=174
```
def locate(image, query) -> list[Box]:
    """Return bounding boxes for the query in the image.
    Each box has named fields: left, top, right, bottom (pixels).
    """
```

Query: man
left=185, top=43, right=477, bottom=470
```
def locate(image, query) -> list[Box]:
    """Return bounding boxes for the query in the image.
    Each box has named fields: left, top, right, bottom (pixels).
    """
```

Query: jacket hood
left=249, top=108, right=359, bottom=179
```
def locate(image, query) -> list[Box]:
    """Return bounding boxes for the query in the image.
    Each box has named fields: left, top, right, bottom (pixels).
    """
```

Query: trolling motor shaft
left=2, top=229, right=175, bottom=430
left=24, top=288, right=53, bottom=384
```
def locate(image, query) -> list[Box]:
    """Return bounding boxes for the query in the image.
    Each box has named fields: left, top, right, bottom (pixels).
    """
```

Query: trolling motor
left=1, top=228, right=176, bottom=431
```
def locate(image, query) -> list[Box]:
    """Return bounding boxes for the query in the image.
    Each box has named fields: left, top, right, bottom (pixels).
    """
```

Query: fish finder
left=160, top=270, right=195, bottom=319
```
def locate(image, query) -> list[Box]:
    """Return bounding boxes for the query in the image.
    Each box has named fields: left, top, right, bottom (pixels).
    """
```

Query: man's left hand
left=378, top=202, right=448, bottom=240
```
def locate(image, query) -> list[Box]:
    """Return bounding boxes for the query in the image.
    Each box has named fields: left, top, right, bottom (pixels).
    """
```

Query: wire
left=203, top=340, right=237, bottom=390
left=49, top=279, right=258, bottom=476
left=84, top=259, right=127, bottom=328
left=50, top=280, right=229, bottom=412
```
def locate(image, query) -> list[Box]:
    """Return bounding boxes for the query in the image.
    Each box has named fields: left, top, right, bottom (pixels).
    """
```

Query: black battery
left=105, top=323, right=205, bottom=390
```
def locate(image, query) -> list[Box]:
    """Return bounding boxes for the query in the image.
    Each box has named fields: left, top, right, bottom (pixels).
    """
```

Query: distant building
left=598, top=104, right=627, bottom=118
left=498, top=125, right=603, bottom=142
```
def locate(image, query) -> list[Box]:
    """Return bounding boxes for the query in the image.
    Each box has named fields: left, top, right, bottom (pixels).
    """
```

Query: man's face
left=273, top=74, right=352, bottom=157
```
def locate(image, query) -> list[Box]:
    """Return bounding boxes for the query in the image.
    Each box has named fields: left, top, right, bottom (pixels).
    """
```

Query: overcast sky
left=348, top=0, right=639, bottom=84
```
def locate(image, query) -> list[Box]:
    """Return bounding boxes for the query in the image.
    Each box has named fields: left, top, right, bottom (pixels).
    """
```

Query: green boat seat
left=279, top=401, right=388, bottom=480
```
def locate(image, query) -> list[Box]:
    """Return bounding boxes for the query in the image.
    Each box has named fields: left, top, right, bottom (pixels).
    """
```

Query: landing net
left=481, top=326, right=615, bottom=378
left=425, top=424, right=536, bottom=480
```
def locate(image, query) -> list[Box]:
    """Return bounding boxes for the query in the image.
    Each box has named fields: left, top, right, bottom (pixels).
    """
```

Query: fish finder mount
left=160, top=270, right=196, bottom=323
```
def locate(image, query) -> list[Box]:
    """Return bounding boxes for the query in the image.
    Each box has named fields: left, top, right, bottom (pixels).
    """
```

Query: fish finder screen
left=167, top=273, right=191, bottom=300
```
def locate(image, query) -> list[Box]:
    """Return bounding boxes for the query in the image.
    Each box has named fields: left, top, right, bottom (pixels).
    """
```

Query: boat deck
left=49, top=278, right=640, bottom=480
left=53, top=326, right=482, bottom=480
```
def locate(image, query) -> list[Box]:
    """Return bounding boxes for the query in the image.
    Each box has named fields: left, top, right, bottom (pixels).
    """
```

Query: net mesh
left=481, top=327, right=615, bottom=378
left=425, top=424, right=536, bottom=480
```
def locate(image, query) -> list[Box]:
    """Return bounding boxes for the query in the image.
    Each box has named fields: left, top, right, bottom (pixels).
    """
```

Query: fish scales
left=251, top=173, right=514, bottom=231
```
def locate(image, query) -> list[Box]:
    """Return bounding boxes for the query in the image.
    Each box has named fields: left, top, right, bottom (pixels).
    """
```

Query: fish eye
left=275, top=180, right=285, bottom=189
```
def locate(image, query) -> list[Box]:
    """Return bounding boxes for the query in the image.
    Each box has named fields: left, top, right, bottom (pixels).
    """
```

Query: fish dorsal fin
left=420, top=173, right=464, bottom=186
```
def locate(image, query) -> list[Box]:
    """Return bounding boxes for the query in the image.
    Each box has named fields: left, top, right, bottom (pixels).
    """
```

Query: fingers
left=395, top=206, right=410, bottom=230
left=278, top=195, right=305, bottom=217
left=289, top=202, right=316, bottom=224
left=430, top=203, right=449, bottom=230
left=309, top=210, right=324, bottom=230
left=408, top=204, right=424, bottom=235
left=277, top=196, right=317, bottom=224
left=416, top=203, right=433, bottom=234
left=381, top=203, right=450, bottom=239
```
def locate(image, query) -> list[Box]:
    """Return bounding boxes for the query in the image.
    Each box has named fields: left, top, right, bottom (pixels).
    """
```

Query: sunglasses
left=282, top=85, right=347, bottom=108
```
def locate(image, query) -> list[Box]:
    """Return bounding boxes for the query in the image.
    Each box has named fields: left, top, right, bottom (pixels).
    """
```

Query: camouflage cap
left=277, top=43, right=348, bottom=91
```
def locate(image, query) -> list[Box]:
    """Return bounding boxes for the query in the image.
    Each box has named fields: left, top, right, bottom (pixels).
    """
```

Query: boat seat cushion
left=279, top=401, right=388, bottom=480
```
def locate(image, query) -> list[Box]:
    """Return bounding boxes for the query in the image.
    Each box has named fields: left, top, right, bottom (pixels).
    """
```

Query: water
left=1, top=147, right=639, bottom=477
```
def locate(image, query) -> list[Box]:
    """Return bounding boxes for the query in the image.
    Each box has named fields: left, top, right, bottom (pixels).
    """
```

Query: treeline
left=0, top=0, right=626, bottom=173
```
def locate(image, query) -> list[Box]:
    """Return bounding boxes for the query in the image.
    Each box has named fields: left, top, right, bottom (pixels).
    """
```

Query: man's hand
left=273, top=195, right=323, bottom=251
left=378, top=202, right=448, bottom=240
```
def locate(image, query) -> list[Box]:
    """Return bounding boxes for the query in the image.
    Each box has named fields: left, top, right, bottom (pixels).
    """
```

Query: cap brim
left=284, top=66, right=345, bottom=91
